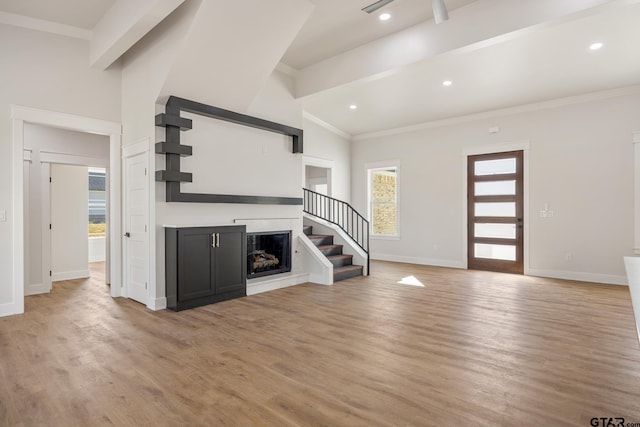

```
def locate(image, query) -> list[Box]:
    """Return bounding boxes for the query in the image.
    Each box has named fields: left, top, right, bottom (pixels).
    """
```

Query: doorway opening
left=88, top=167, right=107, bottom=280
left=10, top=106, right=122, bottom=317
left=305, top=165, right=331, bottom=196
left=23, top=124, right=111, bottom=296
left=467, top=150, right=524, bottom=274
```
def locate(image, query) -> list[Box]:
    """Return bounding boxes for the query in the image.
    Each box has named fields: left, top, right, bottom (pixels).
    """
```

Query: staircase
left=303, top=225, right=364, bottom=282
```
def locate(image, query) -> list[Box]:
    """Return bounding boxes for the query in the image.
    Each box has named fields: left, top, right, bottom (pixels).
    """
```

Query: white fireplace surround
left=233, top=217, right=309, bottom=295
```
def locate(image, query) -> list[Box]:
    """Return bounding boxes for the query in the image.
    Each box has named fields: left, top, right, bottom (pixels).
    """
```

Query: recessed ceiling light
left=442, top=80, right=453, bottom=86
left=379, top=12, right=391, bottom=21
left=589, top=42, right=604, bottom=50
left=349, top=104, right=358, bottom=110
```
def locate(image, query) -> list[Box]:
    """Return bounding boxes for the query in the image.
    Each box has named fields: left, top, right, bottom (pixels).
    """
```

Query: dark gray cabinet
left=165, top=225, right=246, bottom=311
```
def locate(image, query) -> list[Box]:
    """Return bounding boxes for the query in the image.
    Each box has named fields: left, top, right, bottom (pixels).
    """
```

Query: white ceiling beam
left=294, top=0, right=625, bottom=98
left=159, top=0, right=314, bottom=113
left=90, top=0, right=186, bottom=70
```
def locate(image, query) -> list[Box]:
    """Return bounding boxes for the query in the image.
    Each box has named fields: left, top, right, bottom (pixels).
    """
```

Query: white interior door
left=124, top=151, right=149, bottom=305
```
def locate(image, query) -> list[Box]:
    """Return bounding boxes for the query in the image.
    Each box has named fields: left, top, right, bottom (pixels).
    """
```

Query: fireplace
left=247, top=231, right=292, bottom=279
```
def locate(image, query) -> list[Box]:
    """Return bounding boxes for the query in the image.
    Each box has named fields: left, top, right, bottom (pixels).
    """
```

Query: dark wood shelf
left=155, top=170, right=192, bottom=183
left=155, top=142, right=192, bottom=157
left=155, top=113, right=192, bottom=130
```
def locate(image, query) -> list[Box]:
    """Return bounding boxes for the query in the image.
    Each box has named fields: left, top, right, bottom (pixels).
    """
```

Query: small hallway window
left=367, top=163, right=399, bottom=238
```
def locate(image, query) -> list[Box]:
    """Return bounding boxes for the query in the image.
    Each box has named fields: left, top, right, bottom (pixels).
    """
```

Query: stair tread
left=333, top=265, right=363, bottom=272
left=317, top=244, right=342, bottom=249
left=307, top=234, right=332, bottom=239
left=327, top=254, right=352, bottom=260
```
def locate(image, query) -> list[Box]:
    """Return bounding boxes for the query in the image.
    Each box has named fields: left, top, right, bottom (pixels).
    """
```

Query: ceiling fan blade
left=362, top=0, right=395, bottom=14
left=432, top=0, right=449, bottom=23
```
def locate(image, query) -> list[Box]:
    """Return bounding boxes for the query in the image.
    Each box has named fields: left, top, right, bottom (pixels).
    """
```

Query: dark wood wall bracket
left=155, top=96, right=304, bottom=205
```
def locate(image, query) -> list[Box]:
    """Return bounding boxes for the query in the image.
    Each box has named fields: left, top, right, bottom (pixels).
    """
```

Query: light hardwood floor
left=1, top=261, right=639, bottom=426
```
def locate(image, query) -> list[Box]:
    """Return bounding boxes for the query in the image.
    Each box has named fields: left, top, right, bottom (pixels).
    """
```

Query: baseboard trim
left=526, top=268, right=628, bottom=285
left=51, top=269, right=90, bottom=282
left=25, top=283, right=50, bottom=296
left=371, top=253, right=465, bottom=269
left=371, top=254, right=627, bottom=285
left=247, top=272, right=309, bottom=296
left=147, top=297, right=167, bottom=311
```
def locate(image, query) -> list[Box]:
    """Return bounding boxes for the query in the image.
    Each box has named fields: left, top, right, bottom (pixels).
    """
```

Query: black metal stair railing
left=302, top=188, right=370, bottom=275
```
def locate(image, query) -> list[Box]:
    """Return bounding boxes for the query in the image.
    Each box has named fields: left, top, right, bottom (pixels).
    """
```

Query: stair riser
left=310, top=236, right=333, bottom=246
left=330, top=257, right=353, bottom=268
left=334, top=267, right=364, bottom=282
left=320, top=246, right=343, bottom=256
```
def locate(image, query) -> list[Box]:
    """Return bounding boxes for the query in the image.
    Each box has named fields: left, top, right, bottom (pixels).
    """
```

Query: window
left=88, top=168, right=106, bottom=237
left=368, top=164, right=399, bottom=237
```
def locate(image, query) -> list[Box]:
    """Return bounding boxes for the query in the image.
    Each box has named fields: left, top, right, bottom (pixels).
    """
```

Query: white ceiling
left=0, top=0, right=638, bottom=137
left=301, top=1, right=640, bottom=135
left=281, top=0, right=477, bottom=69
left=0, top=0, right=114, bottom=29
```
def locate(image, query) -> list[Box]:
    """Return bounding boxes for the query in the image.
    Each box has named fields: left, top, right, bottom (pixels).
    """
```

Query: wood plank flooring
left=1, top=261, right=639, bottom=426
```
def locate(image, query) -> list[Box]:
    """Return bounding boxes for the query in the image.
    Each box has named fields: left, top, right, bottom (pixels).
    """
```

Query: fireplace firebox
left=247, top=231, right=292, bottom=279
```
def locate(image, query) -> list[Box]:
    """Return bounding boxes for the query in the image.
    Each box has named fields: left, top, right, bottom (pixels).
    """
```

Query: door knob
left=124, top=232, right=131, bottom=238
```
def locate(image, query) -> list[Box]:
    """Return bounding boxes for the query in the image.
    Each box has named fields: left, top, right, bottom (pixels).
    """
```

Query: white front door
left=124, top=151, right=149, bottom=304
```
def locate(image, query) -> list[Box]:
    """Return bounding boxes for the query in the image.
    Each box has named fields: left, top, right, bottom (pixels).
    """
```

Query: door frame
left=462, top=141, right=530, bottom=273
left=10, top=105, right=122, bottom=316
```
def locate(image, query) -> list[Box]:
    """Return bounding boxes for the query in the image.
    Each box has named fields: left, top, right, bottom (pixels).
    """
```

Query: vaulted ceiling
left=1, top=0, right=639, bottom=137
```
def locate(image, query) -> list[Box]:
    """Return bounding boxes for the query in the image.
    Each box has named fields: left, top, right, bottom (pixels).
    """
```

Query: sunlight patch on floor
left=397, top=275, right=425, bottom=287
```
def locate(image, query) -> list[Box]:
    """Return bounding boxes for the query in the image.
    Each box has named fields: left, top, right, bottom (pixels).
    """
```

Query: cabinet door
left=177, top=229, right=215, bottom=301
left=214, top=229, right=246, bottom=294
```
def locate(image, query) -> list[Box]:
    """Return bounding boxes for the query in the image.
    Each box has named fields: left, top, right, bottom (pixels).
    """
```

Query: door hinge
left=144, top=168, right=147, bottom=176
left=49, top=177, right=52, bottom=183
left=49, top=270, right=52, bottom=277
left=49, top=224, right=52, bottom=230
left=145, top=282, right=148, bottom=290
left=145, top=225, right=147, bottom=232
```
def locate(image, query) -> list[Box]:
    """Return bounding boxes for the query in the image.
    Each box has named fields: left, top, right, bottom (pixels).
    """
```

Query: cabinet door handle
left=216, top=233, right=220, bottom=247
left=211, top=233, right=216, bottom=247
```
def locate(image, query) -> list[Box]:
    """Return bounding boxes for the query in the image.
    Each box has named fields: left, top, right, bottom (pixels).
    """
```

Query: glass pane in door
left=474, top=243, right=516, bottom=261
left=475, top=158, right=516, bottom=176
left=475, top=202, right=516, bottom=217
left=475, top=180, right=516, bottom=196
left=474, top=223, right=516, bottom=239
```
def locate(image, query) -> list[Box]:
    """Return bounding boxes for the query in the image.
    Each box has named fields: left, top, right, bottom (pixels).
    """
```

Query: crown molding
left=0, top=11, right=92, bottom=40
left=303, top=111, right=352, bottom=140
left=353, top=85, right=640, bottom=141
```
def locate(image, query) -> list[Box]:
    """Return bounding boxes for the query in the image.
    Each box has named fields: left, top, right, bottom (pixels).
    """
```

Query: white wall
left=89, top=237, right=106, bottom=263
left=0, top=23, right=120, bottom=311
left=303, top=118, right=352, bottom=202
left=352, top=93, right=640, bottom=284
left=23, top=124, right=109, bottom=293
left=51, top=164, right=90, bottom=281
